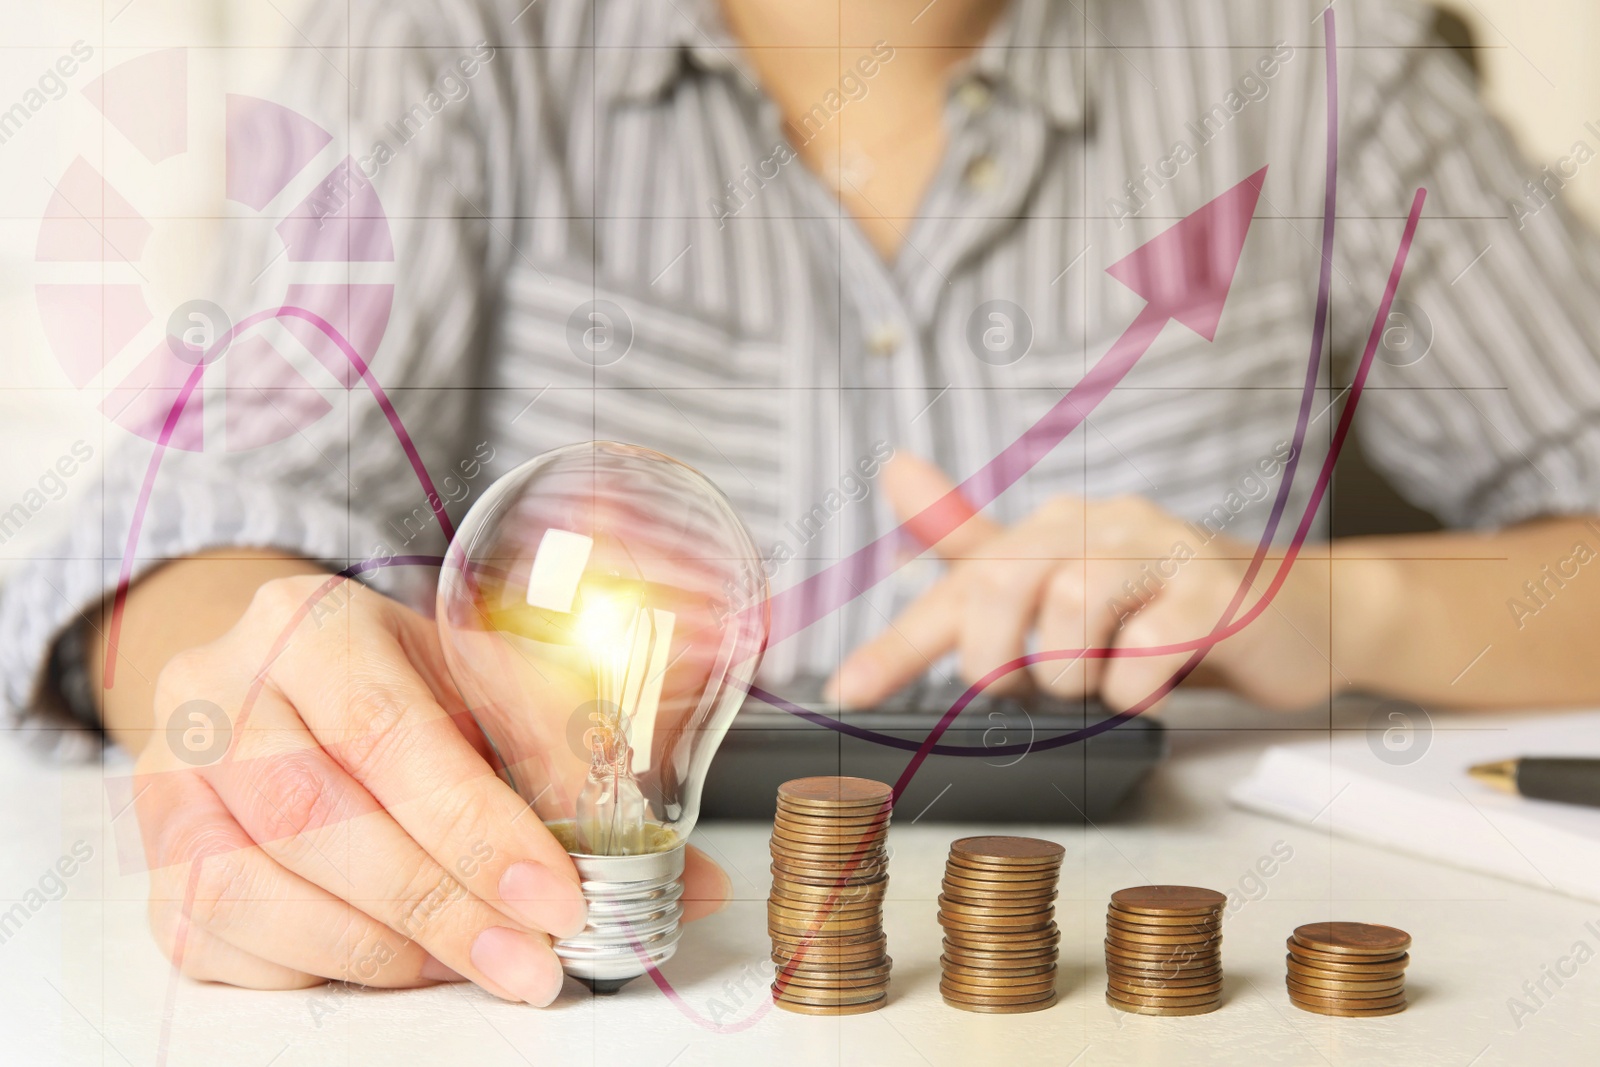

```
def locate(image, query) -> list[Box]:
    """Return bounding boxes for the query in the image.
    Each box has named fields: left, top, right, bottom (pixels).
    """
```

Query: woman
left=3, top=0, right=1598, bottom=1005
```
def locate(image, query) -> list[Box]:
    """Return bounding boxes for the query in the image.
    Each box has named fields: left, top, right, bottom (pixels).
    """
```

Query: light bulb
left=437, top=442, right=769, bottom=992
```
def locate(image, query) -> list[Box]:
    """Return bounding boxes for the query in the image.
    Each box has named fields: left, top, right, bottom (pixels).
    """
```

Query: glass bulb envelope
left=436, top=442, right=769, bottom=988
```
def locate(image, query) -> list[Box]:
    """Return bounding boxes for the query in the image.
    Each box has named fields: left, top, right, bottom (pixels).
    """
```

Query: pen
left=1468, top=757, right=1600, bottom=809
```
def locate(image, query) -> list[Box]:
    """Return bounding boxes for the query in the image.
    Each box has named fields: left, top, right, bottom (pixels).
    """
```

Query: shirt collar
left=606, top=0, right=1090, bottom=130
left=964, top=0, right=1089, bottom=129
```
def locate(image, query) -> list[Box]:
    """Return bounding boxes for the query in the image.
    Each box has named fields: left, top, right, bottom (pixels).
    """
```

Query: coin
left=1287, top=977, right=1404, bottom=1000
left=1105, top=926, right=1221, bottom=947
left=1292, top=922, right=1411, bottom=956
left=1105, top=993, right=1221, bottom=1016
left=1284, top=938, right=1406, bottom=968
left=773, top=802, right=891, bottom=820
left=1283, top=924, right=1410, bottom=1017
left=774, top=944, right=888, bottom=967
left=1104, top=886, right=1225, bottom=1010
left=951, top=836, right=1065, bottom=864
left=1285, top=956, right=1407, bottom=982
left=768, top=912, right=882, bottom=935
left=778, top=776, right=893, bottom=806
left=777, top=957, right=893, bottom=979
left=776, top=982, right=892, bottom=1000
left=943, top=991, right=1058, bottom=1014
left=1106, top=982, right=1224, bottom=1006
left=769, top=778, right=893, bottom=1016
left=1289, top=998, right=1408, bottom=1018
left=940, top=957, right=1058, bottom=979
left=770, top=830, right=889, bottom=851
left=1113, top=979, right=1222, bottom=1004
left=1285, top=970, right=1406, bottom=992
left=1111, top=886, right=1227, bottom=916
left=939, top=983, right=1061, bottom=1006
left=774, top=986, right=887, bottom=1007
left=939, top=913, right=1057, bottom=933
left=943, top=942, right=1059, bottom=963
left=938, top=974, right=1057, bottom=993
left=944, top=860, right=1061, bottom=879
left=943, top=877, right=1060, bottom=898
left=1288, top=988, right=1408, bottom=1011
left=769, top=896, right=881, bottom=916
left=768, top=863, right=886, bottom=888
left=769, top=837, right=886, bottom=857
left=1106, top=905, right=1221, bottom=928
left=946, top=925, right=1061, bottom=946
left=771, top=879, right=886, bottom=903
left=1107, top=914, right=1221, bottom=936
left=774, top=994, right=888, bottom=1016
left=1106, top=965, right=1222, bottom=987
left=1104, top=938, right=1212, bottom=962
left=938, top=838, right=1063, bottom=1012
left=937, top=895, right=1055, bottom=917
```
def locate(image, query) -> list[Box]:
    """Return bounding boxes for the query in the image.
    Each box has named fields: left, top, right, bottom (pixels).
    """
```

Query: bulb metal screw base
left=554, top=843, right=685, bottom=991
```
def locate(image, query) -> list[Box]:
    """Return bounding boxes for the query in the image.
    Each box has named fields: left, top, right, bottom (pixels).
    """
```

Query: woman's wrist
left=1330, top=547, right=1413, bottom=697
left=92, top=548, right=327, bottom=755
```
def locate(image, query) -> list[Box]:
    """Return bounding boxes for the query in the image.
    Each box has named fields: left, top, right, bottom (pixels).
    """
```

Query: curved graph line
left=890, top=188, right=1425, bottom=797
left=102, top=305, right=453, bottom=687
left=747, top=11, right=1346, bottom=761
left=141, top=9, right=1424, bottom=1040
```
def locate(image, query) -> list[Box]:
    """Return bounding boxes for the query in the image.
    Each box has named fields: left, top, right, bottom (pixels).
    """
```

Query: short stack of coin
left=938, top=836, right=1065, bottom=1013
left=1103, top=886, right=1226, bottom=1016
left=768, top=777, right=893, bottom=1015
left=1286, top=922, right=1411, bottom=1017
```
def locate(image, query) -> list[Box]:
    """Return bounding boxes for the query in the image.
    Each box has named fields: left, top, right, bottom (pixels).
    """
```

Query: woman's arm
left=828, top=455, right=1600, bottom=713
left=1332, top=517, right=1600, bottom=707
left=89, top=548, right=326, bottom=754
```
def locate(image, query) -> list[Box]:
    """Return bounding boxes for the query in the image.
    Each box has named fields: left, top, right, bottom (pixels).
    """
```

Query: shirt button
left=956, top=79, right=992, bottom=114
left=964, top=154, right=1002, bottom=192
left=866, top=324, right=902, bottom=356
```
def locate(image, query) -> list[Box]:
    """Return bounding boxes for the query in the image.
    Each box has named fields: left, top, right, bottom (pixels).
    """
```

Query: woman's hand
left=827, top=455, right=1359, bottom=713
left=130, top=572, right=728, bottom=1003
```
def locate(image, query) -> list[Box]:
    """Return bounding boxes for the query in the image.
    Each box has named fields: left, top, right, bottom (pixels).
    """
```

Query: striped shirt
left=7, top=0, right=1600, bottom=757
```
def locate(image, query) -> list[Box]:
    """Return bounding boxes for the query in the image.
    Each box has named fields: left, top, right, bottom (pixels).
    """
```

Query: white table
left=4, top=695, right=1593, bottom=1066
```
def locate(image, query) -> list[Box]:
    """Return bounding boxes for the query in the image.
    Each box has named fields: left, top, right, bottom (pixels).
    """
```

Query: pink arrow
left=763, top=165, right=1268, bottom=646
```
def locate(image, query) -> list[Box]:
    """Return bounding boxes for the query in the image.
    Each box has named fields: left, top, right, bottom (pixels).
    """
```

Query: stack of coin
left=938, top=836, right=1065, bottom=1013
left=768, top=777, right=893, bottom=1015
left=1103, top=886, right=1226, bottom=1016
left=1285, top=922, right=1411, bottom=1017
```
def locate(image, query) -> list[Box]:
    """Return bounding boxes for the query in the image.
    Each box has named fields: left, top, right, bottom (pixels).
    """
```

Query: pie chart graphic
left=34, top=48, right=396, bottom=452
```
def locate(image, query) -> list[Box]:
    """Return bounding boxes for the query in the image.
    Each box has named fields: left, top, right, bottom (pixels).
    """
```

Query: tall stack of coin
left=1103, top=886, right=1226, bottom=1016
left=768, top=777, right=893, bottom=1015
left=937, top=836, right=1065, bottom=1013
left=1286, top=922, right=1411, bottom=1017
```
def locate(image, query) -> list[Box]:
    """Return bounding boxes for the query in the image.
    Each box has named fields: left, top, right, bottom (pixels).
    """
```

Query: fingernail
left=470, top=927, right=565, bottom=1006
left=419, top=954, right=464, bottom=983
left=499, top=861, right=588, bottom=939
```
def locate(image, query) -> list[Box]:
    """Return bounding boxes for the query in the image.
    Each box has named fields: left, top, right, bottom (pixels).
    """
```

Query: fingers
left=881, top=452, right=1001, bottom=560
left=140, top=761, right=451, bottom=991
left=827, top=580, right=962, bottom=707
left=1098, top=576, right=1219, bottom=713
left=188, top=691, right=565, bottom=1001
left=956, top=556, right=1054, bottom=696
left=1030, top=566, right=1093, bottom=700
left=254, top=581, right=587, bottom=935
left=826, top=453, right=994, bottom=703
left=681, top=845, right=732, bottom=923
left=832, top=463, right=1089, bottom=706
left=1030, top=560, right=1133, bottom=699
left=175, top=928, right=322, bottom=990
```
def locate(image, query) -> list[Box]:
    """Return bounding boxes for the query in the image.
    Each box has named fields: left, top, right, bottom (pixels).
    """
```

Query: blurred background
left=1, top=0, right=1595, bottom=580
